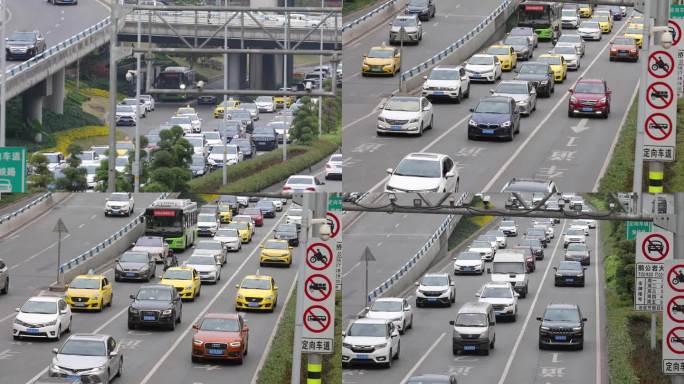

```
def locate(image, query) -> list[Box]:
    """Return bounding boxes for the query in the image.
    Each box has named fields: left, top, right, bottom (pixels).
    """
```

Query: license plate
left=73, top=303, right=86, bottom=307
left=581, top=107, right=593, bottom=112
left=143, top=315, right=155, bottom=321
left=67, top=375, right=80, bottom=380
left=371, top=68, right=382, bottom=72
left=565, top=278, right=574, bottom=283
left=26, top=328, right=39, bottom=333
left=463, top=345, right=476, bottom=351
left=433, top=91, right=444, bottom=95
left=126, top=273, right=136, bottom=277
left=471, top=74, right=481, bottom=78
left=356, top=354, right=370, bottom=360
left=207, top=349, right=224, bottom=355
left=482, top=129, right=494, bottom=134
left=555, top=335, right=567, bottom=341
left=257, top=141, right=265, bottom=145
left=427, top=298, right=437, bottom=302
left=248, top=302, right=260, bottom=307
left=390, top=125, right=402, bottom=131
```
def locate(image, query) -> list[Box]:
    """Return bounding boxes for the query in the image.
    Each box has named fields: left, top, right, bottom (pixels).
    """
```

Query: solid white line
left=0, top=311, right=16, bottom=323
left=496, top=220, right=568, bottom=384
left=593, top=80, right=640, bottom=192
left=482, top=20, right=630, bottom=192
left=343, top=98, right=387, bottom=131
left=595, top=223, right=601, bottom=384
left=342, top=261, right=361, bottom=278
left=139, top=214, right=287, bottom=384
left=399, top=332, right=447, bottom=384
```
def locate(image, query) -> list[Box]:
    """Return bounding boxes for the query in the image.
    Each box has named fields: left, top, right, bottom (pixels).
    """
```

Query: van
left=487, top=250, right=529, bottom=297
left=449, top=302, right=496, bottom=355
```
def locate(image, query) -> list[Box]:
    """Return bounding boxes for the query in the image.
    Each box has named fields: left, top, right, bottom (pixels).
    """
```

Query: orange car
left=191, top=313, right=249, bottom=364
left=609, top=36, right=639, bottom=62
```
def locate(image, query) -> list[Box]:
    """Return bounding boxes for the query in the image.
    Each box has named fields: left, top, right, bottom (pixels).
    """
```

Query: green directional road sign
left=672, top=4, right=684, bottom=18
left=627, top=221, right=652, bottom=240
left=0, top=147, right=26, bottom=193
left=328, top=194, right=342, bottom=211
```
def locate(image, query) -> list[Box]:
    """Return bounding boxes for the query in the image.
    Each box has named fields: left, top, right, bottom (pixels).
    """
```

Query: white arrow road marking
left=570, top=118, right=591, bottom=134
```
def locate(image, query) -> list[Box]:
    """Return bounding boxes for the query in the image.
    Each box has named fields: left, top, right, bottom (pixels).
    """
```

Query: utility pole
left=318, top=0, right=324, bottom=137
left=222, top=1, right=228, bottom=188
left=53, top=218, right=68, bottom=286
left=107, top=3, right=119, bottom=192
left=133, top=15, right=142, bottom=193
left=0, top=0, right=7, bottom=147
left=675, top=192, right=684, bottom=384
left=284, top=1, right=290, bottom=93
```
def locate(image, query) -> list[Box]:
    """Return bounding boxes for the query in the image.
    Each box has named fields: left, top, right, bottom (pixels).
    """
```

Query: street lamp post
left=133, top=16, right=142, bottom=193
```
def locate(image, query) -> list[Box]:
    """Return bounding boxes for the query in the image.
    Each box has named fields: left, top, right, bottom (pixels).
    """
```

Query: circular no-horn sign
left=648, top=50, right=675, bottom=78
left=667, top=264, right=684, bottom=292
left=326, top=212, right=340, bottom=239
left=642, top=233, right=670, bottom=261
left=669, top=20, right=682, bottom=47
left=304, top=273, right=333, bottom=302
left=303, top=305, right=331, bottom=333
left=667, top=296, right=684, bottom=323
left=667, top=327, right=684, bottom=354
left=645, top=113, right=673, bottom=141
left=646, top=82, right=674, bottom=110
left=306, top=242, right=334, bottom=270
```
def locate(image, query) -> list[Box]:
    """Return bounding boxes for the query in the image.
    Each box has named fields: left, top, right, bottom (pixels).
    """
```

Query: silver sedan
left=549, top=45, right=581, bottom=70
left=49, top=333, right=123, bottom=383
left=490, top=80, right=537, bottom=116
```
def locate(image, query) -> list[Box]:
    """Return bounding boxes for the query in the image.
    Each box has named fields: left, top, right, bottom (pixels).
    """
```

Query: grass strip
left=596, top=97, right=637, bottom=193
left=343, top=0, right=385, bottom=15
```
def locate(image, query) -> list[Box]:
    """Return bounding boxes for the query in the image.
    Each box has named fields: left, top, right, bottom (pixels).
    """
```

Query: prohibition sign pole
left=643, top=233, right=671, bottom=261
left=645, top=113, right=674, bottom=141
left=647, top=81, right=675, bottom=110
left=666, top=327, right=684, bottom=354
left=326, top=212, right=340, bottom=239
left=304, top=273, right=333, bottom=302
left=306, top=242, right=333, bottom=271
left=303, top=305, right=332, bottom=334
left=649, top=50, right=676, bottom=78
left=667, top=296, right=684, bottom=324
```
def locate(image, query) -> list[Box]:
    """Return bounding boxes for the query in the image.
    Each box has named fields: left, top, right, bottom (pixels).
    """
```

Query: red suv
left=568, top=78, right=611, bottom=118
left=243, top=207, right=264, bottom=227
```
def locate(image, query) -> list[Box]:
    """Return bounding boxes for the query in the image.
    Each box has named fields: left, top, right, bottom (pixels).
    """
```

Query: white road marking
left=343, top=98, right=387, bottom=131
left=342, top=261, right=362, bottom=278
left=496, top=220, right=568, bottom=384
left=399, top=332, right=447, bottom=384
left=482, top=19, right=630, bottom=192
left=0, top=312, right=16, bottom=323
left=566, top=136, right=578, bottom=147
left=90, top=214, right=97, bottom=220
left=78, top=223, right=85, bottom=229
left=570, top=118, right=591, bottom=134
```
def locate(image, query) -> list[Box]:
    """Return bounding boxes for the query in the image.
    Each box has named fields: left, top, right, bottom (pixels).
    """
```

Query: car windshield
left=474, top=101, right=509, bottom=114
left=455, top=313, right=488, bottom=327
left=370, top=301, right=402, bottom=312
left=242, top=103, right=257, bottom=110
left=253, top=127, right=274, bottom=135
left=256, top=96, right=272, bottom=102
left=409, top=0, right=428, bottom=6
left=385, top=98, right=420, bottom=112
left=330, top=154, right=343, bottom=162
left=487, top=47, right=511, bottom=55
left=241, top=279, right=271, bottom=290
left=504, top=36, right=529, bottom=45
left=21, top=300, right=57, bottom=314
left=186, top=137, right=203, bottom=147
left=553, top=46, right=576, bottom=55
left=520, top=239, right=539, bottom=247
left=265, top=241, right=288, bottom=250
left=574, top=82, right=604, bottom=93
left=567, top=243, right=587, bottom=252
left=185, top=256, right=215, bottom=265
left=136, top=287, right=172, bottom=301
left=581, top=21, right=600, bottom=28
left=200, top=318, right=240, bottom=332
left=287, top=177, right=313, bottom=185
left=613, top=38, right=635, bottom=45
left=256, top=202, right=273, bottom=209
left=169, top=116, right=190, bottom=125
left=211, top=145, right=238, bottom=155
left=559, top=261, right=582, bottom=270
left=492, top=261, right=525, bottom=274
left=70, top=278, right=100, bottom=289
left=191, top=156, right=205, bottom=166
left=9, top=32, right=36, bottom=42
left=544, top=308, right=580, bottom=322
left=469, top=56, right=493, bottom=65
left=558, top=35, right=581, bottom=43
left=347, top=323, right=386, bottom=337
left=196, top=241, right=222, bottom=251
left=79, top=164, right=98, bottom=174
left=501, top=221, right=516, bottom=227
left=216, top=229, right=239, bottom=237
left=120, top=252, right=148, bottom=263
left=59, top=339, right=106, bottom=356
left=562, top=9, right=577, bottom=16
left=470, top=241, right=491, bottom=248
left=457, top=252, right=481, bottom=261
left=244, top=208, right=261, bottom=215
left=519, top=64, right=548, bottom=74
left=276, top=224, right=297, bottom=233
left=421, top=276, right=448, bottom=286
left=495, top=83, right=528, bottom=94
left=481, top=286, right=512, bottom=298
left=429, top=69, right=459, bottom=80
left=177, top=107, right=195, bottom=115
left=163, top=269, right=192, bottom=280
left=204, top=132, right=221, bottom=140
left=232, top=111, right=251, bottom=119
left=539, top=56, right=561, bottom=65
left=567, top=229, right=585, bottom=236
left=394, top=158, right=440, bottom=178
left=135, top=237, right=161, bottom=247
left=198, top=214, right=216, bottom=222
left=117, top=105, right=134, bottom=112
left=392, top=17, right=417, bottom=27
left=227, top=222, right=248, bottom=230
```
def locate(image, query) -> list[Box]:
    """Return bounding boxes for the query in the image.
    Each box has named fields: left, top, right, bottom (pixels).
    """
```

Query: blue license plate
left=482, top=129, right=494, bottom=134
left=463, top=345, right=476, bottom=351
left=248, top=302, right=260, bottom=307
left=143, top=316, right=155, bottom=321
left=555, top=335, right=567, bottom=341
left=390, top=125, right=402, bottom=131
left=471, top=74, right=481, bottom=78
left=427, top=298, right=437, bottom=302
left=208, top=349, right=224, bottom=355
left=126, top=273, right=136, bottom=277
left=67, top=375, right=80, bottom=380
left=433, top=91, right=444, bottom=95
left=356, top=354, right=370, bottom=360
left=73, top=303, right=86, bottom=307
left=581, top=107, right=593, bottom=112
left=565, top=278, right=574, bottom=283
left=26, top=328, right=39, bottom=333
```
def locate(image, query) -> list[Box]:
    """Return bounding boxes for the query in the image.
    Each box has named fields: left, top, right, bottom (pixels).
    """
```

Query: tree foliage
left=142, top=126, right=193, bottom=193
left=289, top=96, right=318, bottom=145
left=28, top=153, right=53, bottom=191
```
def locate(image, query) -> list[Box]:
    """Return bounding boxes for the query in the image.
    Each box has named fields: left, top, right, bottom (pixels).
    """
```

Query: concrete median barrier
left=342, top=0, right=409, bottom=44
left=0, top=193, right=69, bottom=239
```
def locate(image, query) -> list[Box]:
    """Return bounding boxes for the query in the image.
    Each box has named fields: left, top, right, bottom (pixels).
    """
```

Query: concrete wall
left=342, top=0, right=408, bottom=44
left=0, top=193, right=69, bottom=239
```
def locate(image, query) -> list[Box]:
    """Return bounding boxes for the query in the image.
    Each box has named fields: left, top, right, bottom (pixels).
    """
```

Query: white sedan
left=376, top=96, right=433, bottom=136
left=325, top=154, right=343, bottom=180
left=282, top=175, right=325, bottom=194
left=578, top=21, right=602, bottom=41
left=13, top=296, right=71, bottom=340
left=385, top=152, right=459, bottom=193
left=465, top=54, right=502, bottom=83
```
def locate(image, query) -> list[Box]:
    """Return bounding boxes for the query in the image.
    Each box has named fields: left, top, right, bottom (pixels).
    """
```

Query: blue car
left=467, top=96, right=521, bottom=141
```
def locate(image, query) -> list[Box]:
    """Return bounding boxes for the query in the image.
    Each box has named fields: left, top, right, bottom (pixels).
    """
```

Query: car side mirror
left=109, top=351, right=119, bottom=358
left=414, top=282, right=419, bottom=286
left=469, top=108, right=474, bottom=112
left=404, top=305, right=411, bottom=311
left=15, top=307, right=20, bottom=312
left=489, top=89, right=495, bottom=94
left=445, top=171, right=455, bottom=178
left=568, top=89, right=574, bottom=93
left=536, top=317, right=543, bottom=321
left=274, top=285, right=278, bottom=290
left=450, top=282, right=455, bottom=286
left=192, top=323, right=199, bottom=330
left=422, top=75, right=428, bottom=80
left=341, top=331, right=346, bottom=337
left=449, top=320, right=455, bottom=326
left=52, top=348, right=59, bottom=354
left=489, top=321, right=496, bottom=326
left=583, top=317, right=588, bottom=322
left=475, top=292, right=480, bottom=297
left=607, top=90, right=612, bottom=95
left=552, top=267, right=557, bottom=271
left=129, top=294, right=136, bottom=300
left=513, top=68, right=519, bottom=73
left=514, top=292, right=520, bottom=297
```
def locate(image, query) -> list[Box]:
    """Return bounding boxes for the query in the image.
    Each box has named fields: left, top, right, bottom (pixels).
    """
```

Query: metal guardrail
left=399, top=0, right=513, bottom=82
left=58, top=192, right=168, bottom=273
left=0, top=192, right=52, bottom=225
left=341, top=0, right=400, bottom=32
left=366, top=193, right=469, bottom=303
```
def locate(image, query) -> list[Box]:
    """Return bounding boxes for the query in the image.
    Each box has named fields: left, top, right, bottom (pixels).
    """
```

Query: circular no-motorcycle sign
left=644, top=113, right=673, bottom=141
left=306, top=242, right=334, bottom=271
left=648, top=50, right=675, bottom=78
left=667, top=264, right=684, bottom=292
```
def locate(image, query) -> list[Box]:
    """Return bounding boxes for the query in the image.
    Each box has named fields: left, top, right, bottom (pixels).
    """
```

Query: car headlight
left=162, top=309, right=173, bottom=315
left=342, top=342, right=352, bottom=349
left=572, top=326, right=582, bottom=331
left=408, top=118, right=419, bottom=123
left=193, top=338, right=204, bottom=345
left=570, top=96, right=578, bottom=103
left=229, top=341, right=242, bottom=347
left=599, top=97, right=607, bottom=103
left=140, top=266, right=149, bottom=272
left=264, top=295, right=273, bottom=301
left=541, top=326, right=550, bottom=330
left=501, top=121, right=511, bottom=127
left=375, top=343, right=387, bottom=349
left=468, top=119, right=477, bottom=126
left=185, top=285, right=194, bottom=290
left=129, top=307, right=139, bottom=314
left=92, top=295, right=100, bottom=300
left=46, top=319, right=57, bottom=326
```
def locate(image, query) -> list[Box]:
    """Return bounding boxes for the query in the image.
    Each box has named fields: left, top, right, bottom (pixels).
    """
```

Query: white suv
left=377, top=96, right=433, bottom=136
left=104, top=192, right=135, bottom=217
left=385, top=153, right=459, bottom=193
left=498, top=220, right=518, bottom=236
left=422, top=65, right=470, bottom=102
left=363, top=297, right=413, bottom=334
left=342, top=318, right=400, bottom=368
left=415, top=273, right=455, bottom=307
left=563, top=228, right=586, bottom=248
left=477, top=282, right=519, bottom=321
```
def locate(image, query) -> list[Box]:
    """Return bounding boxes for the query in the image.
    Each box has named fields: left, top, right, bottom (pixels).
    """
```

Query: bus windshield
left=518, top=4, right=551, bottom=27
left=145, top=209, right=183, bottom=237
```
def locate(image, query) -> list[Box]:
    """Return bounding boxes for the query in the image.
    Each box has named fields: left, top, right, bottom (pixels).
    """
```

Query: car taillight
left=283, top=186, right=292, bottom=191
left=306, top=187, right=316, bottom=191
left=326, top=163, right=331, bottom=168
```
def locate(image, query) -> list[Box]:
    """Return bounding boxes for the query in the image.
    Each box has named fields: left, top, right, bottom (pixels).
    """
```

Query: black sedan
left=467, top=96, right=521, bottom=141
left=128, top=284, right=182, bottom=331
left=256, top=200, right=276, bottom=218
left=553, top=261, right=586, bottom=287
left=274, top=223, right=300, bottom=246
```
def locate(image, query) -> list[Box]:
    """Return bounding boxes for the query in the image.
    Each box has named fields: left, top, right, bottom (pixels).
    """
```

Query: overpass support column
left=273, top=54, right=284, bottom=89
left=22, top=80, right=51, bottom=125
left=228, top=54, right=241, bottom=90
left=46, top=68, right=65, bottom=115
left=249, top=53, right=264, bottom=90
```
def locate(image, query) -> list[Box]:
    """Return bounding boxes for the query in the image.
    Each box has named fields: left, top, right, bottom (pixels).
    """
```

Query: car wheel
left=55, top=324, right=62, bottom=341
left=196, top=286, right=201, bottom=298
left=508, top=128, right=514, bottom=141
left=169, top=319, right=176, bottom=331
left=455, top=89, right=462, bottom=104
left=177, top=308, right=182, bottom=323
left=128, top=321, right=136, bottom=330
left=192, top=355, right=201, bottom=363
left=408, top=315, right=413, bottom=329
left=428, top=115, right=433, bottom=129
left=400, top=320, right=406, bottom=334
left=217, top=271, right=221, bottom=282
left=116, top=357, right=123, bottom=377
left=395, top=342, right=400, bottom=359
left=417, top=123, right=424, bottom=137
left=1, top=277, right=8, bottom=294
left=385, top=350, right=393, bottom=368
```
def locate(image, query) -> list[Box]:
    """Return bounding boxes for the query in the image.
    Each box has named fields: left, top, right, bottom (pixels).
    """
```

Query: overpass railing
left=341, top=0, right=401, bottom=33
left=0, top=192, right=52, bottom=225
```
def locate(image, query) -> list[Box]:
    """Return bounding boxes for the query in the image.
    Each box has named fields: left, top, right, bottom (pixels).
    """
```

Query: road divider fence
left=0, top=192, right=66, bottom=238
left=342, top=0, right=409, bottom=42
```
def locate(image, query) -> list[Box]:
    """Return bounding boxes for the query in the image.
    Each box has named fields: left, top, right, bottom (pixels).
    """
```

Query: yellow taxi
left=579, top=4, right=593, bottom=17
left=624, top=27, right=644, bottom=48
left=628, top=22, right=644, bottom=30
left=213, top=99, right=240, bottom=118
left=235, top=274, right=278, bottom=312
left=274, top=95, right=295, bottom=109
left=259, top=239, right=293, bottom=267
left=485, top=45, right=517, bottom=71
left=538, top=54, right=567, bottom=83
left=160, top=266, right=201, bottom=301
left=362, top=43, right=401, bottom=76
left=593, top=15, right=612, bottom=33
left=227, top=222, right=252, bottom=243
left=218, top=203, right=233, bottom=223
left=64, top=274, right=113, bottom=311
left=232, top=215, right=255, bottom=237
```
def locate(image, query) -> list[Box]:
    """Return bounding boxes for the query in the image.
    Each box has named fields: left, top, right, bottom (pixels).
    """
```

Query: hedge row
left=42, top=125, right=109, bottom=155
